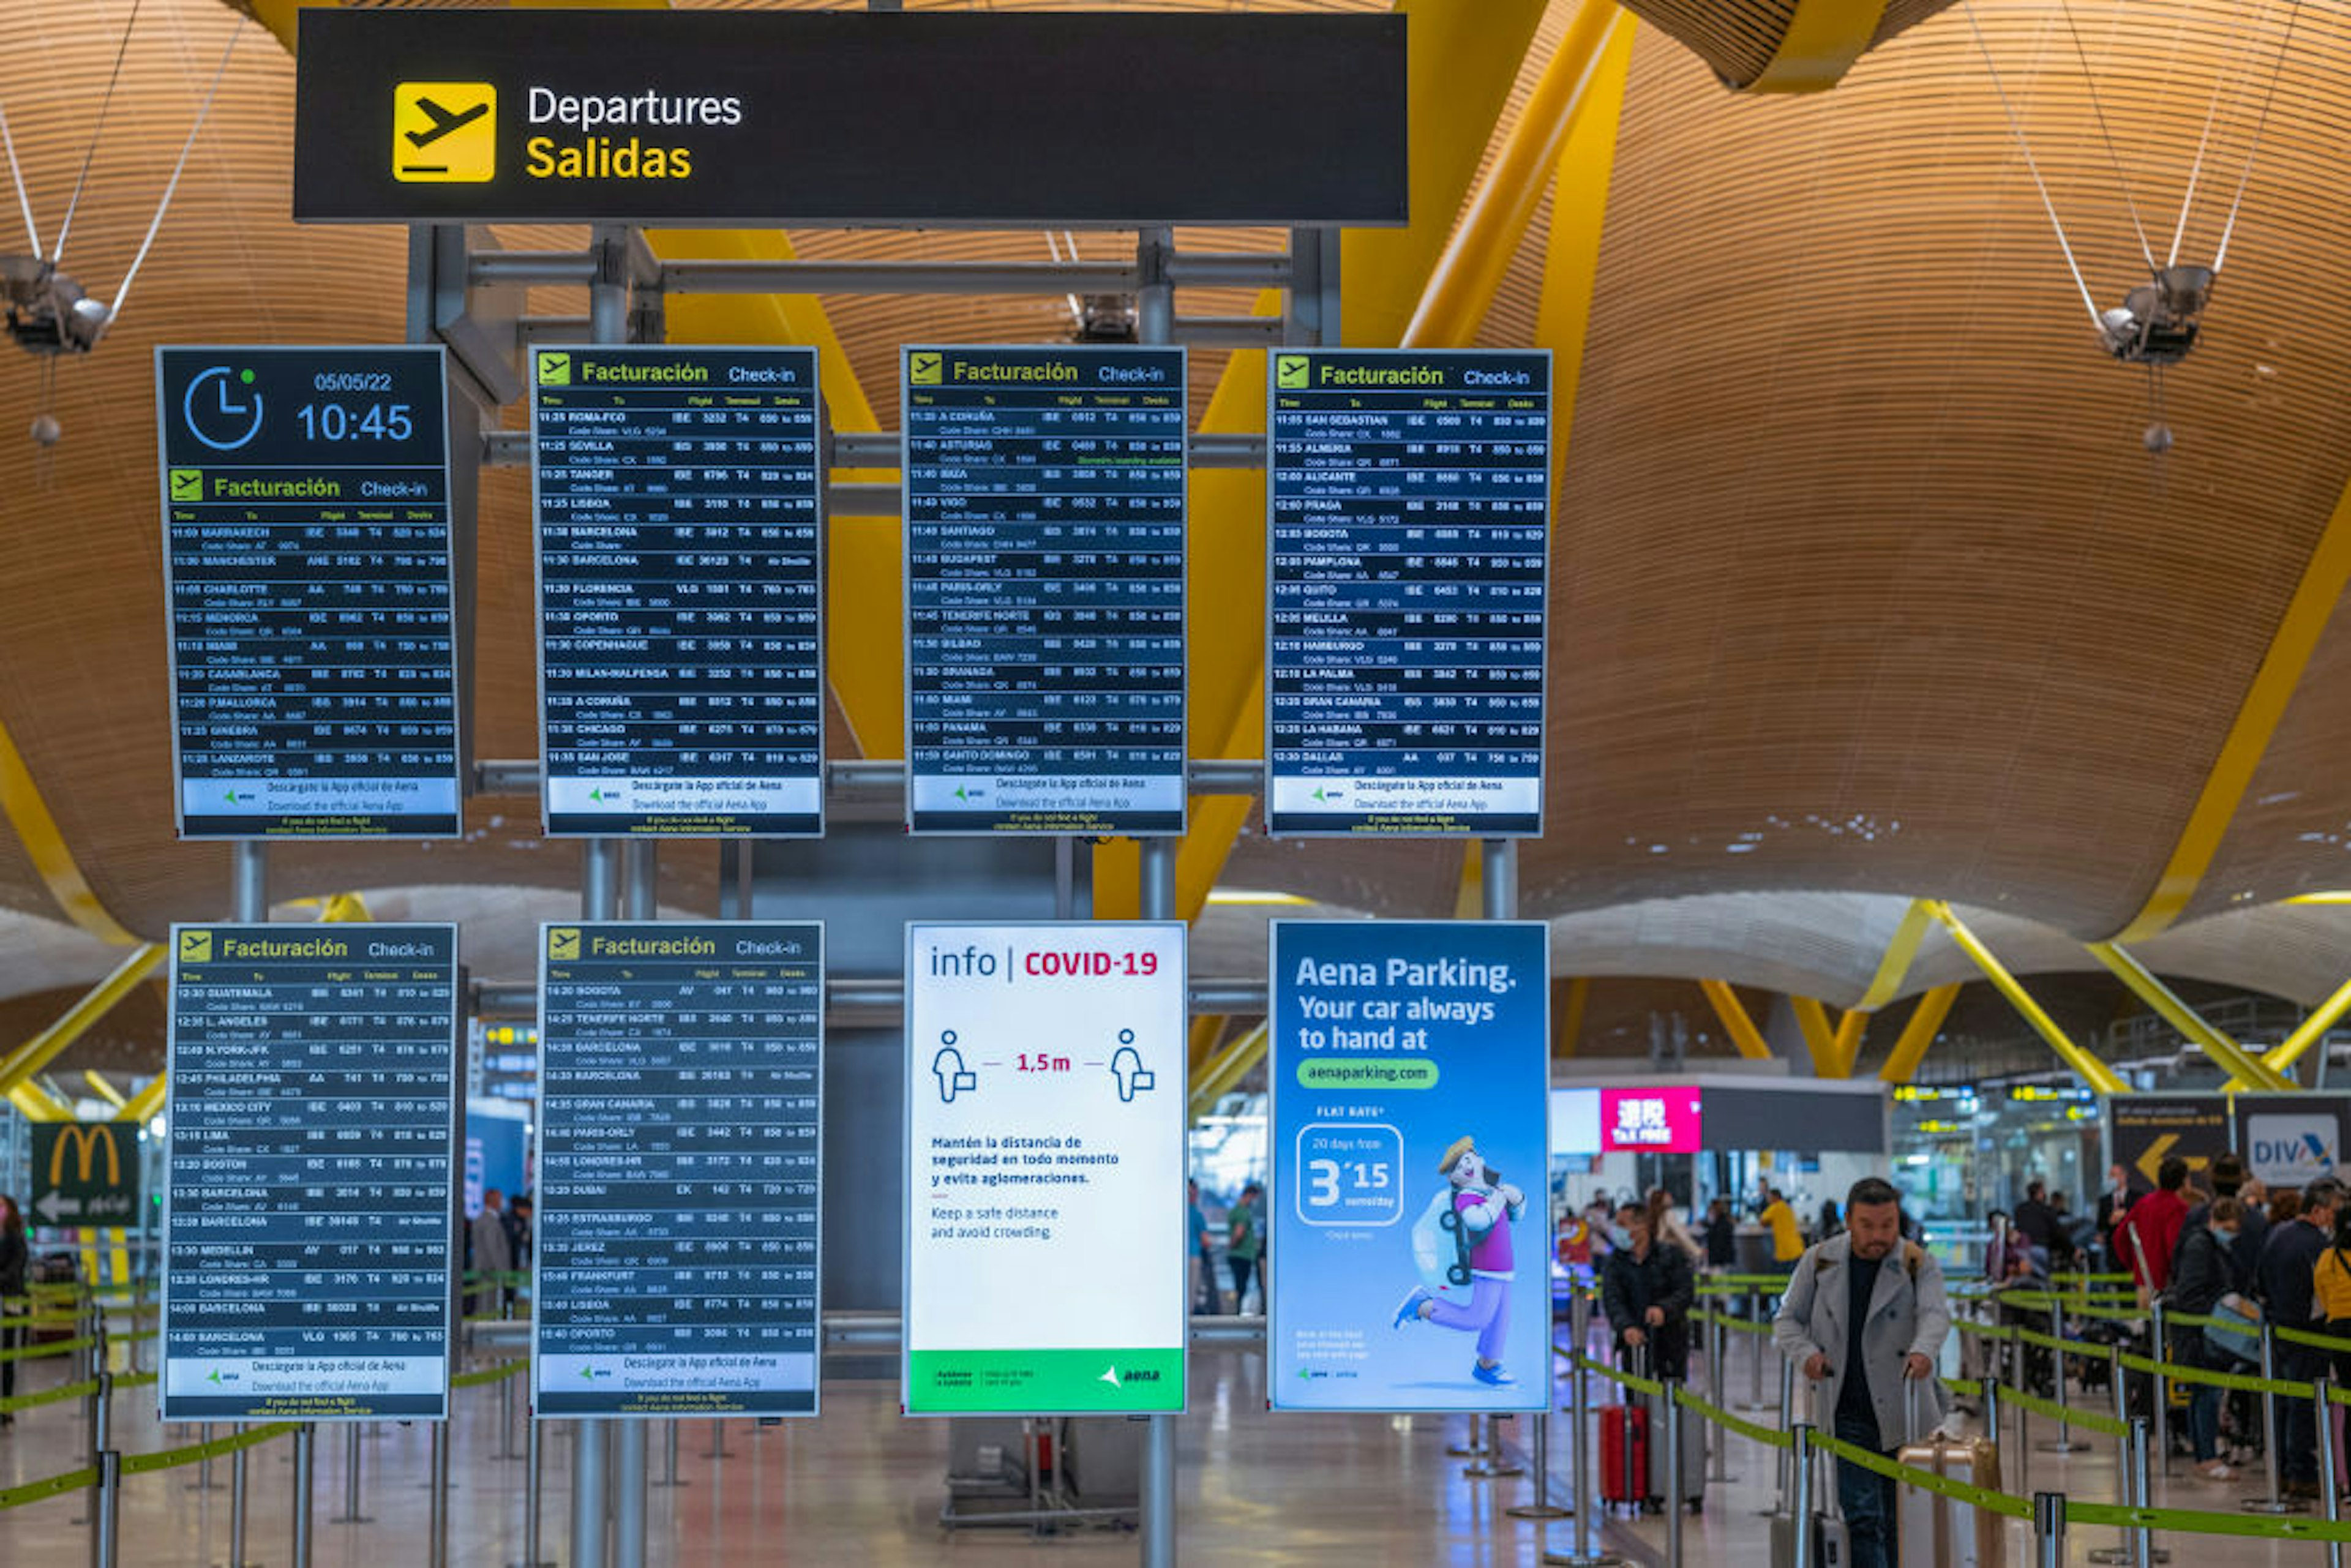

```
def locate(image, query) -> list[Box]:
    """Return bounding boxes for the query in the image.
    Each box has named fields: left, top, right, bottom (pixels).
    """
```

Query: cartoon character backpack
left=1411, top=1188, right=1477, bottom=1304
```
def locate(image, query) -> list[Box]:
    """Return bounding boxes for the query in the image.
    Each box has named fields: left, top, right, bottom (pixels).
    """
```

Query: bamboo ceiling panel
left=1525, top=5, right=2351, bottom=936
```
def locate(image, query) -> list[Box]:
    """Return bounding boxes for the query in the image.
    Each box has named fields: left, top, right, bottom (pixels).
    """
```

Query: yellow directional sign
left=392, top=83, right=498, bottom=184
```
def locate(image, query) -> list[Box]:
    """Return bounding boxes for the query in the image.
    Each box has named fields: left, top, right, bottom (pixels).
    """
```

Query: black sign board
left=904, top=346, right=1187, bottom=835
left=293, top=10, right=1406, bottom=227
left=533, top=921, right=823, bottom=1417
left=1265, top=350, right=1551, bottom=836
left=157, top=347, right=462, bottom=838
left=532, top=347, right=825, bottom=836
left=162, top=923, right=461, bottom=1421
left=2106, top=1095, right=2231, bottom=1195
left=30, top=1122, right=143, bottom=1228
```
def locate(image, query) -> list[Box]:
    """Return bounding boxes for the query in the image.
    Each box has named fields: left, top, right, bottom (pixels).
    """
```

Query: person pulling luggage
left=1772, top=1176, right=1953, bottom=1568
left=1601, top=1201, right=1700, bottom=1514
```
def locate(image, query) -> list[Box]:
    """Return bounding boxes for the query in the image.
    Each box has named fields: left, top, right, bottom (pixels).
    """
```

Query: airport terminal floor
left=2, top=1311, right=2342, bottom=1566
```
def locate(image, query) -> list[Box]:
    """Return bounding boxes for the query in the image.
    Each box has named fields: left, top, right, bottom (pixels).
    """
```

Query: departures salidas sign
left=293, top=10, right=1406, bottom=225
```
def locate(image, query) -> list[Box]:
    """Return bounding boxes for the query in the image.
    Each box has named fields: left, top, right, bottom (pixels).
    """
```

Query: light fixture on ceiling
left=1962, top=0, right=2306, bottom=457
left=1, top=5, right=245, bottom=445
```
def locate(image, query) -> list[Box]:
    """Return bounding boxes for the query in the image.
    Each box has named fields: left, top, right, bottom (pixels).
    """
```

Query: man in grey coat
left=470, top=1188, right=514, bottom=1320
left=1773, top=1176, right=1952, bottom=1568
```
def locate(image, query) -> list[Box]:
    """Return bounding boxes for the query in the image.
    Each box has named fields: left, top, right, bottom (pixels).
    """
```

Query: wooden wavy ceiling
left=1, top=0, right=2349, bottom=1006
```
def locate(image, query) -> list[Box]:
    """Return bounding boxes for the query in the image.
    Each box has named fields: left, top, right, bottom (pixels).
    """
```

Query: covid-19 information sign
left=901, top=922, right=1186, bottom=1416
left=1267, top=920, right=1550, bottom=1412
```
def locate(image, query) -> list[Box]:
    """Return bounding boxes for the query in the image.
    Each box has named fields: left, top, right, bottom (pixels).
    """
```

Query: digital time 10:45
left=296, top=402, right=414, bottom=441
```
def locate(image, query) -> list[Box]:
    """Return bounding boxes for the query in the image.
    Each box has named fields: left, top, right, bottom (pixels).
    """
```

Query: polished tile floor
left=0, top=1332, right=2331, bottom=1564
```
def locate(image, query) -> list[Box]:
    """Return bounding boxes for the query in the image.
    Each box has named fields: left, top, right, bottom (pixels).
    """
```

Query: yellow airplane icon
left=393, top=83, right=497, bottom=184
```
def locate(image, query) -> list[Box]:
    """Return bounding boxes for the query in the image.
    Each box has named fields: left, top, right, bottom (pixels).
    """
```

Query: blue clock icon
left=183, top=366, right=264, bottom=452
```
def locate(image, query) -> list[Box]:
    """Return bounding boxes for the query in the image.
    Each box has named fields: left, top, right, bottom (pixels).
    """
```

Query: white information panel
left=902, top=921, right=1187, bottom=1416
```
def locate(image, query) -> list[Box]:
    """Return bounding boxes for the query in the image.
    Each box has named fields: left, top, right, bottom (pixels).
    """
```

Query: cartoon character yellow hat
left=1438, top=1136, right=1476, bottom=1174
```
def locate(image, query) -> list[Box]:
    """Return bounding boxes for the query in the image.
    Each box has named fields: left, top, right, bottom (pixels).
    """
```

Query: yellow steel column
left=0, top=717, right=143, bottom=946
left=1558, top=976, right=1591, bottom=1058
left=0, top=946, right=163, bottom=1099
left=1790, top=997, right=1845, bottom=1078
left=81, top=1071, right=126, bottom=1110
left=2260, top=975, right=2351, bottom=1078
left=1877, top=984, right=1960, bottom=1084
left=1699, top=980, right=1772, bottom=1062
left=1854, top=899, right=1935, bottom=1013
left=1187, top=1022, right=1270, bottom=1125
left=7, top=1080, right=74, bottom=1122
left=1931, top=904, right=2128, bottom=1095
left=1744, top=0, right=1891, bottom=93
left=2083, top=942, right=2293, bottom=1092
left=114, top=1075, right=168, bottom=1127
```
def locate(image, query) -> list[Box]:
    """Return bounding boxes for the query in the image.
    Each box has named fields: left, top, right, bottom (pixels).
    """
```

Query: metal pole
left=90, top=1449, right=120, bottom=1568
left=653, top=1420, right=685, bottom=1488
left=2317, top=1378, right=2343, bottom=1568
left=1664, top=1379, right=1686, bottom=1566
left=1507, top=1405, right=1570, bottom=1520
left=225, top=1424, right=253, bottom=1568
left=429, top=1422, right=451, bottom=1568
left=1983, top=1380, right=2004, bottom=1491
left=1766, top=1356, right=1797, bottom=1517
left=2041, top=1299, right=2085, bottom=1453
left=330, top=1420, right=370, bottom=1523
left=1744, top=1291, right=1768, bottom=1410
left=230, top=842, right=268, bottom=924
left=510, top=1409, right=550, bottom=1568
left=612, top=1422, right=647, bottom=1568
left=498, top=1365, right=522, bottom=1460
left=1707, top=1314, right=1730, bottom=1482
left=700, top=1418, right=731, bottom=1460
left=1542, top=1303, right=1622, bottom=1567
left=1790, top=1425, right=1816, bottom=1568
left=190, top=1422, right=220, bottom=1493
left=1138, top=834, right=1178, bottom=1568
left=2035, top=1491, right=2068, bottom=1568
left=2151, top=1300, right=2171, bottom=1477
left=1136, top=228, right=1174, bottom=347
left=572, top=1421, right=610, bottom=1568
left=2129, top=1417, right=2156, bottom=1568
left=291, top=1423, right=315, bottom=1568
left=2243, top=1322, right=2295, bottom=1514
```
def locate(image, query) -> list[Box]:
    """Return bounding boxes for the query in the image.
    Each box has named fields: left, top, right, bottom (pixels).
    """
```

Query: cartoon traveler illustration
left=1393, top=1136, right=1526, bottom=1387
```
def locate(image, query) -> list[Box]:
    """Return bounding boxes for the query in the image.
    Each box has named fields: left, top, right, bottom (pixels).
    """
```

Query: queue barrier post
left=2041, top=1301, right=2086, bottom=1454
left=1663, top=1376, right=1686, bottom=1568
left=1789, top=1424, right=1816, bottom=1568
left=329, top=1422, right=370, bottom=1525
left=1764, top=1355, right=1796, bottom=1518
left=90, top=1449, right=120, bottom=1568
left=1982, top=1379, right=2004, bottom=1491
left=2034, top=1491, right=2067, bottom=1568
left=2151, top=1300, right=2171, bottom=1477
left=1743, top=1290, right=1768, bottom=1411
left=2088, top=1349, right=2135, bottom=1566
left=1706, top=1313, right=1733, bottom=1481
left=2317, top=1378, right=2343, bottom=1568
left=2241, top=1322, right=2297, bottom=1515
left=1542, top=1307, right=1622, bottom=1567
left=222, top=1422, right=257, bottom=1568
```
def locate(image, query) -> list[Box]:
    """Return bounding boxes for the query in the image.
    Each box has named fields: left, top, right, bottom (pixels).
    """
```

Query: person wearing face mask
left=1603, top=1202, right=1696, bottom=1379
left=2169, top=1196, right=2257, bottom=1480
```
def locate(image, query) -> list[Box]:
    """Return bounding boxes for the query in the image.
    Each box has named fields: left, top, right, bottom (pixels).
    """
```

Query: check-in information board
left=533, top=921, right=823, bottom=1416
left=1268, top=920, right=1550, bottom=1412
left=1265, top=350, right=1551, bottom=836
left=162, top=923, right=461, bottom=1421
left=157, top=347, right=462, bottom=837
left=533, top=346, right=825, bottom=836
left=904, top=347, right=1186, bottom=834
left=903, top=923, right=1185, bottom=1414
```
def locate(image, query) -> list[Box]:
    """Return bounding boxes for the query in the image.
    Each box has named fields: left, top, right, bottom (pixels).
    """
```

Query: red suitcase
left=1599, top=1400, right=1649, bottom=1504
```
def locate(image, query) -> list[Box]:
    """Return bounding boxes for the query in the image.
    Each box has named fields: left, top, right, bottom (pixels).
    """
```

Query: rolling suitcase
left=1598, top=1398, right=1649, bottom=1506
left=1770, top=1384, right=1850, bottom=1568
left=1641, top=1382, right=1707, bottom=1509
left=1895, top=1380, right=2003, bottom=1568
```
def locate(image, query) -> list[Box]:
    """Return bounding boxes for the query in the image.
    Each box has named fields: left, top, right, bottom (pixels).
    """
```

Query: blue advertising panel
left=1269, top=920, right=1550, bottom=1412
left=1264, top=349, right=1550, bottom=836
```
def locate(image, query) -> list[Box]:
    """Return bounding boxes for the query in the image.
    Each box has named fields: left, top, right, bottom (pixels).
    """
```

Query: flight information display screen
left=161, top=923, right=461, bottom=1421
left=1265, top=350, right=1551, bottom=837
left=157, top=347, right=462, bottom=838
left=533, top=921, right=824, bottom=1417
left=532, top=346, right=825, bottom=836
left=903, top=345, right=1186, bottom=835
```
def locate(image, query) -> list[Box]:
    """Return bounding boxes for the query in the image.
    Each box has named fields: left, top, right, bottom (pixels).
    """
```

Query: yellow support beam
left=1188, top=1021, right=1270, bottom=1125
left=1854, top=899, right=1936, bottom=1013
left=9, top=1079, right=75, bottom=1122
left=1699, top=980, right=1772, bottom=1062
left=1747, top=0, right=1891, bottom=92
left=81, top=1070, right=126, bottom=1109
left=2112, top=471, right=2351, bottom=942
left=2259, top=975, right=2351, bottom=1078
left=0, top=715, right=143, bottom=946
left=1878, top=984, right=1961, bottom=1084
left=1930, top=904, right=2129, bottom=1095
left=1789, top=996, right=1844, bottom=1078
left=1828, top=1008, right=1869, bottom=1078
left=2083, top=942, right=2293, bottom=1093
left=114, top=1075, right=168, bottom=1127
left=1403, top=1, right=1626, bottom=347
left=1558, top=976, right=1591, bottom=1058
left=0, top=945, right=163, bottom=1098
